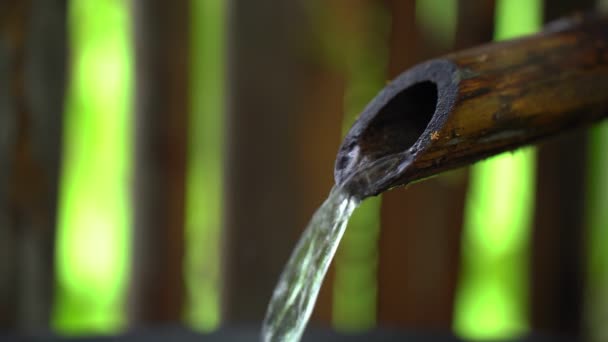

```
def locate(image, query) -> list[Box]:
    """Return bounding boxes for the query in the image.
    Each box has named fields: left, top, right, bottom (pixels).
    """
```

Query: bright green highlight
left=455, top=150, right=535, bottom=339
left=463, top=153, right=537, bottom=259
left=454, top=0, right=541, bottom=339
left=494, top=0, right=543, bottom=41
left=416, top=0, right=458, bottom=48
left=584, top=121, right=608, bottom=342
left=333, top=4, right=389, bottom=332
left=54, top=0, right=133, bottom=334
left=585, top=3, right=608, bottom=339
left=454, top=263, right=529, bottom=336
left=184, top=0, right=225, bottom=332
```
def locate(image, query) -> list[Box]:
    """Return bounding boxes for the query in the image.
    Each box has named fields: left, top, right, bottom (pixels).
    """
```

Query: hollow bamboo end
left=334, top=59, right=459, bottom=197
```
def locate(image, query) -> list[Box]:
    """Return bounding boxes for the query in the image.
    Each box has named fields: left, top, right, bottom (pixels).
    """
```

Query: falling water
left=261, top=153, right=410, bottom=342
left=261, top=185, right=359, bottom=342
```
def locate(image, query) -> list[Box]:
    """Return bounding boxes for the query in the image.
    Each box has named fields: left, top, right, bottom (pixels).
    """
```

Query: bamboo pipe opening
left=359, top=81, right=437, bottom=161
left=334, top=60, right=458, bottom=195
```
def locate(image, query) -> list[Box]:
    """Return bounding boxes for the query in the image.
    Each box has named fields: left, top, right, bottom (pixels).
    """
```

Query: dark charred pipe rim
left=334, top=59, right=459, bottom=193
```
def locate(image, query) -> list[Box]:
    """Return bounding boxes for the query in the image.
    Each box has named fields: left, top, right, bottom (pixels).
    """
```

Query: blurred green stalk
left=584, top=122, right=608, bottom=341
left=54, top=0, right=133, bottom=333
left=184, top=0, right=225, bottom=332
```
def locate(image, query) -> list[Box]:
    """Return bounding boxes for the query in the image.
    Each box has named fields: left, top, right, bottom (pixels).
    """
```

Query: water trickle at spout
left=262, top=153, right=410, bottom=342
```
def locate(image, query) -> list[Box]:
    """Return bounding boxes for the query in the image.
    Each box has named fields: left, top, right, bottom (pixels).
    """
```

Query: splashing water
left=261, top=154, right=410, bottom=342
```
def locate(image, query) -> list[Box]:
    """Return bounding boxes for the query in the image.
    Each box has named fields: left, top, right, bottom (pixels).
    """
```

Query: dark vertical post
left=377, top=0, right=494, bottom=328
left=0, top=1, right=30, bottom=329
left=0, top=0, right=67, bottom=331
left=130, top=0, right=189, bottom=324
left=454, top=1, right=496, bottom=48
left=223, top=0, right=302, bottom=321
left=530, top=0, right=595, bottom=336
left=532, top=130, right=586, bottom=336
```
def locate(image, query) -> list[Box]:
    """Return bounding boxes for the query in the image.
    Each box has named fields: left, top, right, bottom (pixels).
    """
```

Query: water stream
left=262, top=153, right=410, bottom=342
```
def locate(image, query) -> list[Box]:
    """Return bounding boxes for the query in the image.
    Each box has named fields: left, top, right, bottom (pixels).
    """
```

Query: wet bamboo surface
left=336, top=13, right=608, bottom=195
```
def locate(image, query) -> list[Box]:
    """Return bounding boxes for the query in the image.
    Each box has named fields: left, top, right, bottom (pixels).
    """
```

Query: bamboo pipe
left=335, top=13, right=608, bottom=197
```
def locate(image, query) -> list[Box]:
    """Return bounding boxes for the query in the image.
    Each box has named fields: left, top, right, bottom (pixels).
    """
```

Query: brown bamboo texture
left=335, top=13, right=608, bottom=197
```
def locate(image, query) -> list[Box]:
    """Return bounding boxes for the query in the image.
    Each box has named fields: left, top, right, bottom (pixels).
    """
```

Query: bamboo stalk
left=335, top=13, right=608, bottom=197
